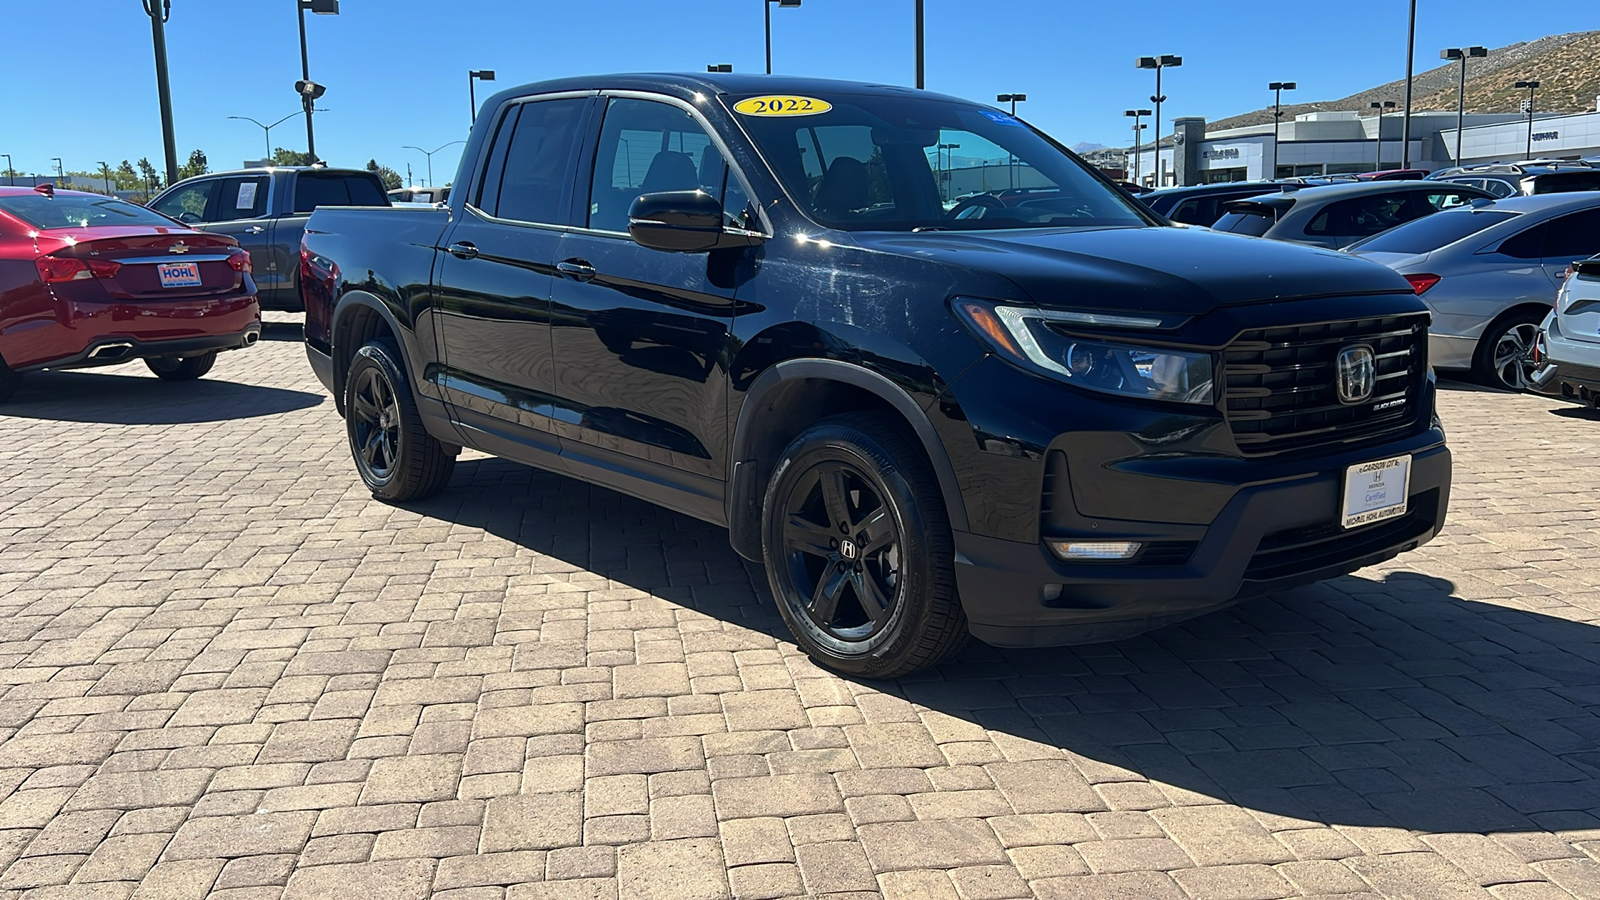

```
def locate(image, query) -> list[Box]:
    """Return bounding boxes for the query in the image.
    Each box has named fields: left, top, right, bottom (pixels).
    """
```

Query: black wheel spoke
left=786, top=515, right=836, bottom=558
left=854, top=569, right=894, bottom=623
left=819, top=468, right=853, bottom=531
left=353, top=392, right=381, bottom=420
left=360, top=429, right=381, bottom=465
left=857, top=507, right=891, bottom=547
left=811, top=566, right=849, bottom=623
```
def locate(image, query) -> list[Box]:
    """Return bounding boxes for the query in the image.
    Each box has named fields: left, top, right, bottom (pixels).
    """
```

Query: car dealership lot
left=2, top=329, right=1600, bottom=899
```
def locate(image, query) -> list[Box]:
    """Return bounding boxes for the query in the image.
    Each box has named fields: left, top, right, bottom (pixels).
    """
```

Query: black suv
left=301, top=74, right=1452, bottom=677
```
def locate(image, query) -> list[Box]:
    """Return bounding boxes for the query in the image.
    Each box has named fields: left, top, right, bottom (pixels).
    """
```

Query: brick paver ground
left=3, top=320, right=1600, bottom=898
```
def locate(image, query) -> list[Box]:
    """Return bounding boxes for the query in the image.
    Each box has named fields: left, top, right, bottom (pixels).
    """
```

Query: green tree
left=115, top=160, right=137, bottom=188
left=271, top=147, right=315, bottom=167
left=176, top=149, right=208, bottom=181
left=365, top=159, right=402, bottom=190
left=136, top=158, right=162, bottom=193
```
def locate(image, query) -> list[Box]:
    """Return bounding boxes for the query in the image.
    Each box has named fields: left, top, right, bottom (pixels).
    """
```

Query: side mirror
left=628, top=190, right=764, bottom=253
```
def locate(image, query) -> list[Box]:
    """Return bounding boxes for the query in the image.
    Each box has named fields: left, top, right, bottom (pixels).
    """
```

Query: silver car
left=1347, top=193, right=1600, bottom=390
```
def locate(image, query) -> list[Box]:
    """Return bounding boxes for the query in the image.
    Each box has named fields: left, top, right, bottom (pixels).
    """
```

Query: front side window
left=0, top=193, right=185, bottom=230
left=588, top=98, right=728, bottom=233
left=151, top=180, right=216, bottom=224
left=730, top=92, right=1147, bottom=232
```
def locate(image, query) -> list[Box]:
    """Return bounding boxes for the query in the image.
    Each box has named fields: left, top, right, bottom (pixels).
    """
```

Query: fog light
left=1048, top=541, right=1142, bottom=561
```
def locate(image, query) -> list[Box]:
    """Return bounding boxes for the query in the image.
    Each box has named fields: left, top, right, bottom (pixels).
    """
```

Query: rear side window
left=1496, top=222, right=1548, bottom=259
left=1304, top=192, right=1425, bottom=239
left=214, top=175, right=269, bottom=220
left=1420, top=190, right=1477, bottom=211
left=293, top=173, right=388, bottom=213
left=1541, top=209, right=1600, bottom=261
left=489, top=98, right=587, bottom=225
left=151, top=180, right=217, bottom=224
left=1212, top=208, right=1276, bottom=237
left=0, top=194, right=181, bottom=229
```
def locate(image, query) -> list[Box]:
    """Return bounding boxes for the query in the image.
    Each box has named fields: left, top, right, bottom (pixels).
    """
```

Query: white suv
left=1534, top=257, right=1600, bottom=403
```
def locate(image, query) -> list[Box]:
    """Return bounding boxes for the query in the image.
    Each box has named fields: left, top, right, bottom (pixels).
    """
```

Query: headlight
left=954, top=299, right=1215, bottom=405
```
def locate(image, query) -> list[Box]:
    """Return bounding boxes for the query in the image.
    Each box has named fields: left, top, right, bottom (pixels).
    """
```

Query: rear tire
left=761, top=411, right=968, bottom=678
left=1472, top=308, right=1545, bottom=391
left=344, top=339, right=454, bottom=502
left=0, top=356, right=19, bottom=403
left=146, top=351, right=217, bottom=381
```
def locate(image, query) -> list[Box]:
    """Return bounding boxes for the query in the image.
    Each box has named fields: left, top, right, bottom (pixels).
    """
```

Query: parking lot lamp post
left=1, top=155, right=12, bottom=187
left=1441, top=47, right=1488, bottom=164
left=1516, top=80, right=1540, bottom=160
left=228, top=112, right=303, bottom=162
left=403, top=141, right=466, bottom=187
left=141, top=0, right=178, bottom=187
left=297, top=0, right=339, bottom=162
left=51, top=158, right=63, bottom=185
left=936, top=142, right=960, bottom=201
left=1124, top=109, right=1149, bottom=185
left=1401, top=0, right=1416, bottom=169
left=914, top=0, right=924, bottom=88
left=99, top=161, right=112, bottom=196
left=1269, top=81, right=1296, bottom=180
left=1370, top=101, right=1395, bottom=172
left=1137, top=56, right=1181, bottom=186
left=468, top=70, right=495, bottom=124
left=997, top=94, right=1025, bottom=188
left=764, top=0, right=801, bottom=75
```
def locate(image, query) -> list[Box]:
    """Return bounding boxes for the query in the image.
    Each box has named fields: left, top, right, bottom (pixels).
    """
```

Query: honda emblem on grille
left=1335, top=344, right=1376, bottom=405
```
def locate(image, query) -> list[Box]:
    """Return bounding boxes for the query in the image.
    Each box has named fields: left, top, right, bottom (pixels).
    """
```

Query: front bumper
left=956, top=437, right=1451, bottom=648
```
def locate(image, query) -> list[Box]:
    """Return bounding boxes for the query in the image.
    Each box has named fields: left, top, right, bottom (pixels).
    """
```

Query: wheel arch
left=329, top=291, right=411, bottom=416
left=725, top=358, right=969, bottom=562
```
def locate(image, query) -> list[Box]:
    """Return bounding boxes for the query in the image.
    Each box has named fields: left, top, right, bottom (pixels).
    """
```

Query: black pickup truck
left=301, top=74, right=1451, bottom=677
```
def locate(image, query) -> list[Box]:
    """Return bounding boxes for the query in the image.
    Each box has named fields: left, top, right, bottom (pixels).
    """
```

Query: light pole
left=914, top=0, right=924, bottom=89
left=707, top=64, right=733, bottom=72
left=1269, top=81, right=1296, bottom=180
left=228, top=112, right=304, bottom=161
left=1, top=154, right=12, bottom=187
left=1441, top=47, right=1487, bottom=165
left=1516, top=80, right=1541, bottom=160
left=1370, top=101, right=1396, bottom=172
left=1401, top=0, right=1417, bottom=169
left=99, top=161, right=112, bottom=196
left=936, top=142, right=960, bottom=200
left=764, top=0, right=802, bottom=75
left=996, top=94, right=1025, bottom=188
left=402, top=141, right=466, bottom=187
left=1124, top=109, right=1150, bottom=185
left=469, top=70, right=496, bottom=124
left=1137, top=55, right=1181, bottom=187
left=51, top=158, right=63, bottom=185
left=296, top=0, right=339, bottom=162
left=141, top=0, right=178, bottom=186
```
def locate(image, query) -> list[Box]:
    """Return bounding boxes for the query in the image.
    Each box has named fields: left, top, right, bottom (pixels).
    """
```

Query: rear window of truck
left=293, top=173, right=389, bottom=213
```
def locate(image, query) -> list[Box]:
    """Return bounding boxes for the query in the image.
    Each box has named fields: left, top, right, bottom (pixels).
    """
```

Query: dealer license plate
left=157, top=262, right=202, bottom=288
left=1341, top=454, right=1411, bottom=529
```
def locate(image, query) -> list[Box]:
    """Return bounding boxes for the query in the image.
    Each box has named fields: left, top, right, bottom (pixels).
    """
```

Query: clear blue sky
left=0, top=1, right=1582, bottom=181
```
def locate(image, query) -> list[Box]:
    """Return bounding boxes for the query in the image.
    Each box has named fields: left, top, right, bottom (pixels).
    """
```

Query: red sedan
left=0, top=185, right=260, bottom=401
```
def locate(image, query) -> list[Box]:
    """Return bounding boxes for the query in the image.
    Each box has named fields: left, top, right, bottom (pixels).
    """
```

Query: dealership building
left=1124, top=106, right=1600, bottom=187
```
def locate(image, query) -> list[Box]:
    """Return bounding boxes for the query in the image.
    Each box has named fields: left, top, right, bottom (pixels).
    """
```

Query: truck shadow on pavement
left=420, top=455, right=1600, bottom=837
left=1, top=370, right=323, bottom=424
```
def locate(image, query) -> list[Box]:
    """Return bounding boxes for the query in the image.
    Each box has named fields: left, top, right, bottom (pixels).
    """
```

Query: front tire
left=1472, top=309, right=1544, bottom=391
left=146, top=351, right=217, bottom=381
left=761, top=411, right=967, bottom=678
left=0, top=355, right=19, bottom=402
left=343, top=340, right=454, bottom=502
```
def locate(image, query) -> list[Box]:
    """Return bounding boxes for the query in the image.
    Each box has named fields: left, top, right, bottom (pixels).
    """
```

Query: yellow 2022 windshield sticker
left=733, top=96, right=832, bottom=117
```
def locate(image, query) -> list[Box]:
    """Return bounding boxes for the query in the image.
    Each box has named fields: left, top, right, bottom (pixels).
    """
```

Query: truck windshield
left=728, top=92, right=1150, bottom=232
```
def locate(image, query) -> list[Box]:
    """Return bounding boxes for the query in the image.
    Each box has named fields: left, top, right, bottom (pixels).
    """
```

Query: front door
left=550, top=96, right=755, bottom=485
left=433, top=96, right=592, bottom=459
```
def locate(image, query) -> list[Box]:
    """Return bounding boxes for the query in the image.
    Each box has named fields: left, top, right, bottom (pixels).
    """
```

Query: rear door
left=198, top=173, right=276, bottom=300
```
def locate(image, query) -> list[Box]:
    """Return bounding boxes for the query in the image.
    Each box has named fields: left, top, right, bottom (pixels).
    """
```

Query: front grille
left=1223, top=314, right=1426, bottom=456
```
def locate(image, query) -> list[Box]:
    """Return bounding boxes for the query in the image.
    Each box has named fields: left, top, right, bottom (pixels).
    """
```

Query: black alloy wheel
left=0, top=355, right=18, bottom=403
left=762, top=411, right=967, bottom=678
left=350, top=364, right=401, bottom=482
left=781, top=461, right=903, bottom=644
left=146, top=350, right=217, bottom=381
left=342, top=340, right=454, bottom=502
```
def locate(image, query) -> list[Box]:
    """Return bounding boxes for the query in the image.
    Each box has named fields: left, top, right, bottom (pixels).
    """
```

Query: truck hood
left=855, top=225, right=1412, bottom=316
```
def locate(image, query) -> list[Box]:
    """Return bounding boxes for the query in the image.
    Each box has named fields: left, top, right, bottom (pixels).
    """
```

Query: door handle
left=244, top=226, right=265, bottom=235
left=448, top=241, right=479, bottom=260
left=557, top=259, right=597, bottom=281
